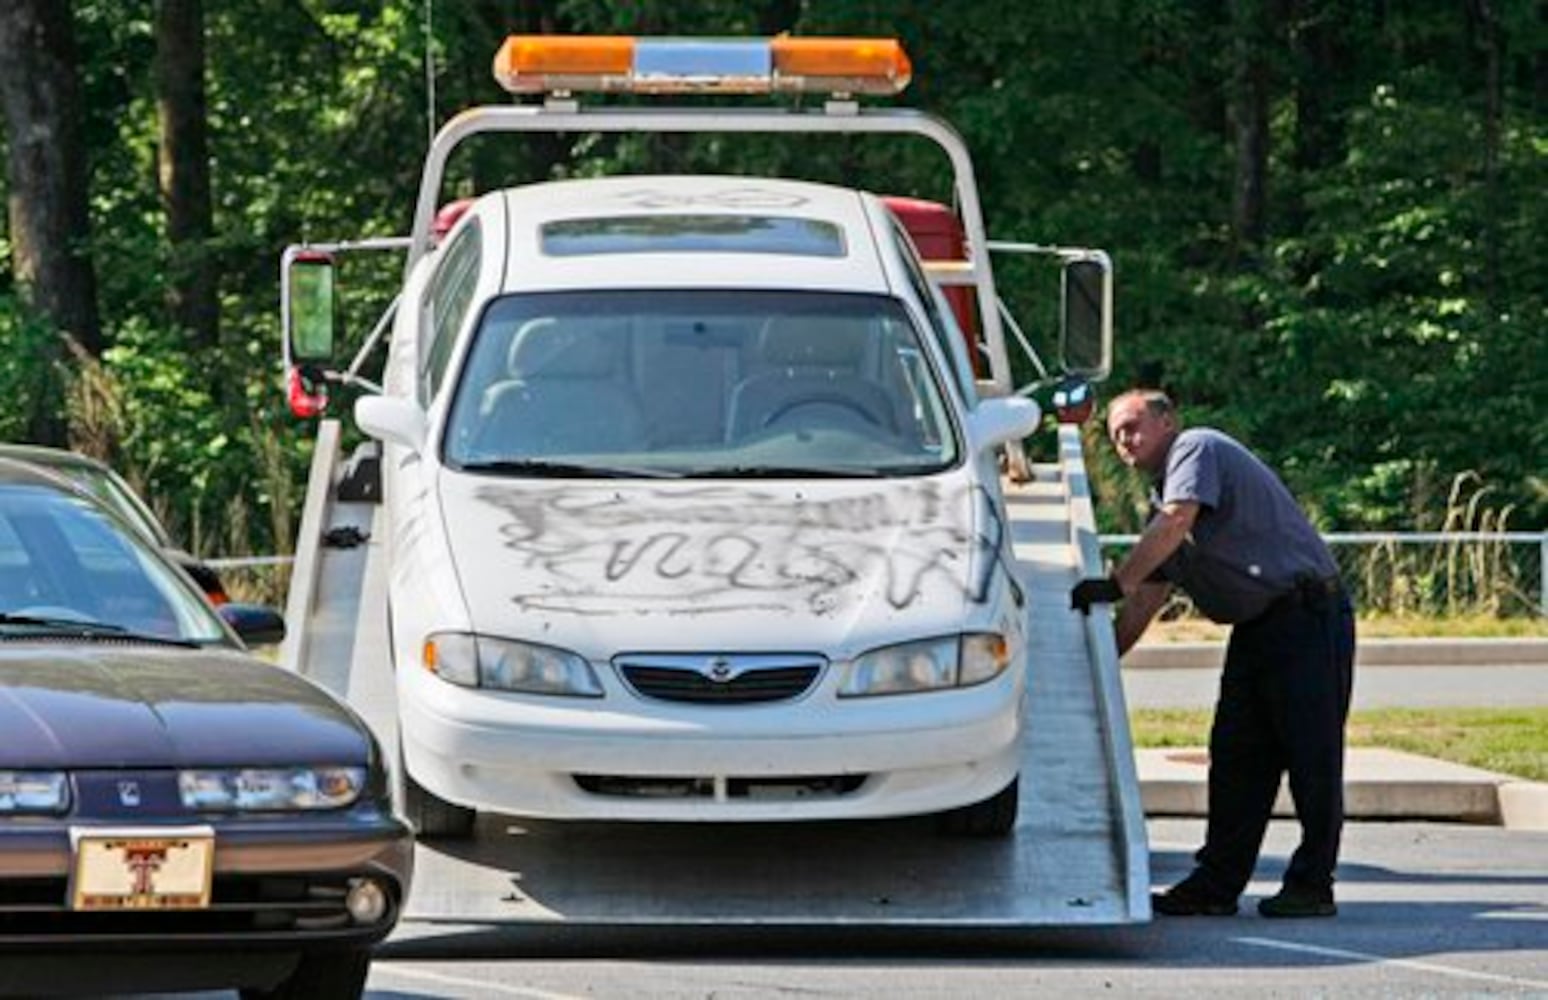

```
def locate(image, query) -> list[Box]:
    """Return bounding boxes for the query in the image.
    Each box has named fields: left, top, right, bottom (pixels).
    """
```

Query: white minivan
left=355, top=174, right=1039, bottom=837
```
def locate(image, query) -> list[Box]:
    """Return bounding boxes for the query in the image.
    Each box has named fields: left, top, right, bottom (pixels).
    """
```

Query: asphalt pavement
left=94, top=819, right=1548, bottom=999
left=1122, top=637, right=1548, bottom=710
left=1124, top=661, right=1548, bottom=710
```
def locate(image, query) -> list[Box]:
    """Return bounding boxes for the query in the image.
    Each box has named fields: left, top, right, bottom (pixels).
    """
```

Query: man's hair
left=1109, top=388, right=1175, bottom=420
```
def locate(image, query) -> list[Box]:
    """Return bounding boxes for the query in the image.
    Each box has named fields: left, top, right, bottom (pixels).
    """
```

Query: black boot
left=1258, top=884, right=1337, bottom=918
left=1152, top=873, right=1239, bottom=917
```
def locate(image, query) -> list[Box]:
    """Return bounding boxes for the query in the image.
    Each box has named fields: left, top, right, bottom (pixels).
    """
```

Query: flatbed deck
left=286, top=425, right=1148, bottom=928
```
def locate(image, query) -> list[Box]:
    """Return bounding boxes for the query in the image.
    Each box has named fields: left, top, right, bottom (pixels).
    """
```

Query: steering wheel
left=760, top=394, right=888, bottom=432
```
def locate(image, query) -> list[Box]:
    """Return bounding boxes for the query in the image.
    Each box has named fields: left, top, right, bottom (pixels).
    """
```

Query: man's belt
left=1259, top=574, right=1343, bottom=619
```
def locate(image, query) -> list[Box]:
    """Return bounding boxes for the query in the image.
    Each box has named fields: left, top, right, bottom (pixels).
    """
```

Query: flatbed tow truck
left=277, top=34, right=1148, bottom=928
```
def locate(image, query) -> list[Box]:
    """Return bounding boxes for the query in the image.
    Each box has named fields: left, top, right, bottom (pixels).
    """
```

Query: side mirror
left=355, top=395, right=428, bottom=454
left=966, top=396, right=1042, bottom=451
left=1060, top=254, right=1112, bottom=381
left=218, top=603, right=287, bottom=647
left=1051, top=377, right=1096, bottom=425
left=284, top=249, right=339, bottom=365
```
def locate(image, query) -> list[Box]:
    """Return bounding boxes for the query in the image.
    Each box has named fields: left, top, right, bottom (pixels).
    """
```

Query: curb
left=1497, top=782, right=1548, bottom=831
left=1126, top=637, right=1548, bottom=670
left=1137, top=748, right=1548, bottom=830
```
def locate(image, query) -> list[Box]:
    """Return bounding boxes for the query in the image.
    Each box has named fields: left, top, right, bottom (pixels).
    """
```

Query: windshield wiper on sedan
left=456, top=459, right=681, bottom=479
left=0, top=613, right=200, bottom=648
left=684, top=465, right=883, bottom=479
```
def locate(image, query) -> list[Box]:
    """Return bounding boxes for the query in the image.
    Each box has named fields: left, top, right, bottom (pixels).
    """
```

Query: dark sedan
left=0, top=459, right=411, bottom=998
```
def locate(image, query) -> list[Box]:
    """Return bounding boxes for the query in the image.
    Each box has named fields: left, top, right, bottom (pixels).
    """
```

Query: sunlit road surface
left=1126, top=663, right=1548, bottom=710
left=344, top=819, right=1548, bottom=998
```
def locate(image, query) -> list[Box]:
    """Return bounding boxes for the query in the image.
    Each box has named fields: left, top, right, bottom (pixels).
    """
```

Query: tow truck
left=278, top=34, right=1148, bottom=928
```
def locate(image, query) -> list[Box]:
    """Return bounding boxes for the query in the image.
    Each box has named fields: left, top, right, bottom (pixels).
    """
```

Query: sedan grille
left=615, top=654, right=825, bottom=704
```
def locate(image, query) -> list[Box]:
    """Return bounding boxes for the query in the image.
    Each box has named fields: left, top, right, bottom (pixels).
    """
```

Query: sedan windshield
left=0, top=485, right=227, bottom=643
left=443, top=290, right=959, bottom=477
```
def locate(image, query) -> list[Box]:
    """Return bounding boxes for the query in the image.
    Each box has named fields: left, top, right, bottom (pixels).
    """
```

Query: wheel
left=935, top=777, right=1019, bottom=837
left=397, top=739, right=476, bottom=839
left=240, top=946, right=370, bottom=1000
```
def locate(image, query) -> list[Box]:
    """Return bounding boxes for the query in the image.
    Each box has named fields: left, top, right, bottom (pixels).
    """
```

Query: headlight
left=179, top=766, right=366, bottom=811
left=840, top=633, right=1013, bottom=698
left=423, top=632, right=602, bottom=697
left=0, top=771, right=69, bottom=813
left=960, top=632, right=1013, bottom=686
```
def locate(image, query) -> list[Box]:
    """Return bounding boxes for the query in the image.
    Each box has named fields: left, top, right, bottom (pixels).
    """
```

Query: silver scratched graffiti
left=472, top=481, right=994, bottom=617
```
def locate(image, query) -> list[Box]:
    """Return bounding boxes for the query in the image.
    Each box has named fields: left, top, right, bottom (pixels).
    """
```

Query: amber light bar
left=493, top=35, right=912, bottom=96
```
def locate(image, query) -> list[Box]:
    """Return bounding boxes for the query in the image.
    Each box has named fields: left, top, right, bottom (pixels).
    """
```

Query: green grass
left=1131, top=708, right=1548, bottom=782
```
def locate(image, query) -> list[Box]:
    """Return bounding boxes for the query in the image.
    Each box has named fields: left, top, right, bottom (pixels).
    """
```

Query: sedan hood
left=438, top=472, right=1002, bottom=656
left=0, top=645, right=372, bottom=769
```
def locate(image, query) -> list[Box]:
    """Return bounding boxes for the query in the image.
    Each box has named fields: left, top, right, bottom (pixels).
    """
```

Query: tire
left=397, top=740, right=476, bottom=839
left=936, top=777, right=1019, bottom=837
left=240, top=946, right=370, bottom=1000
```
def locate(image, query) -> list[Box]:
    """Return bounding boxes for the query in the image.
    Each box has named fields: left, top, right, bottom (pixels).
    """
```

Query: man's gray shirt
left=1151, top=428, right=1338, bottom=624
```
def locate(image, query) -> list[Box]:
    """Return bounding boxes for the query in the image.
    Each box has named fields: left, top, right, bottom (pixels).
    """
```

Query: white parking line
left=1234, top=936, right=1548, bottom=990
left=373, top=963, right=588, bottom=1000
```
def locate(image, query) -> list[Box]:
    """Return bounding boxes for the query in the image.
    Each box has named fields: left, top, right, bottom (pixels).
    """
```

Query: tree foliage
left=0, top=0, right=1541, bottom=559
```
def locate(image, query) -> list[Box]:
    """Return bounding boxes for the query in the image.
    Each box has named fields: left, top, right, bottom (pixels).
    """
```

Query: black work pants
left=1194, top=591, right=1356, bottom=898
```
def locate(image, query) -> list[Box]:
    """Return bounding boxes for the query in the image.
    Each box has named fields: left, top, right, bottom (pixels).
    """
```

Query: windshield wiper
left=684, top=465, right=883, bottom=479
left=0, top=614, right=200, bottom=648
left=457, top=459, right=680, bottom=479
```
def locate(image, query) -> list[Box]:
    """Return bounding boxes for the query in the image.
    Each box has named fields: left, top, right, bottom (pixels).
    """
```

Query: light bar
left=493, top=35, right=911, bottom=96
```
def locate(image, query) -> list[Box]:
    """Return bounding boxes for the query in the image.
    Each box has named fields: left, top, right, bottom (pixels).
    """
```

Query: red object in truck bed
left=881, top=196, right=983, bottom=375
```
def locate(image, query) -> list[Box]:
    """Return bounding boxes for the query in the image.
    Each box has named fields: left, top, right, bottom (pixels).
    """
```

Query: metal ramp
left=283, top=423, right=1148, bottom=928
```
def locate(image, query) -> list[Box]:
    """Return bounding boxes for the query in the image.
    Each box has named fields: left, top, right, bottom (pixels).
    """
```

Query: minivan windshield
left=443, top=290, right=959, bottom=477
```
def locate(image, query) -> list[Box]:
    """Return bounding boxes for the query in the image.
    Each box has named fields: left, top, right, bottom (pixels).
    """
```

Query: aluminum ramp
left=284, top=422, right=1148, bottom=928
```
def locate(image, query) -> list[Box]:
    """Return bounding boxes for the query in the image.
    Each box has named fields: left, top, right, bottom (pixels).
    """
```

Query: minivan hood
left=438, top=472, right=1002, bottom=656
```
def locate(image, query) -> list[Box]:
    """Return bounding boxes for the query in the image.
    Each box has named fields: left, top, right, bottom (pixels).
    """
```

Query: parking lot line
left=373, top=963, right=588, bottom=999
left=1233, top=935, right=1548, bottom=990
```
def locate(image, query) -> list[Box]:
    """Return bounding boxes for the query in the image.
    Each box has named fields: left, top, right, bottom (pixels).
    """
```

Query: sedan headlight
left=423, top=632, right=603, bottom=697
left=179, top=766, right=366, bottom=811
left=0, top=771, right=69, bottom=813
left=840, top=633, right=1013, bottom=698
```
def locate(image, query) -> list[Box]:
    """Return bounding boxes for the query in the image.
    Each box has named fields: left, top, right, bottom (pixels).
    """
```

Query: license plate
left=69, top=826, right=215, bottom=911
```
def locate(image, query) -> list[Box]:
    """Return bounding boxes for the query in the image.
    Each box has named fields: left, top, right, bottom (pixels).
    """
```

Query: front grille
left=616, top=654, right=825, bottom=704
left=622, top=664, right=820, bottom=703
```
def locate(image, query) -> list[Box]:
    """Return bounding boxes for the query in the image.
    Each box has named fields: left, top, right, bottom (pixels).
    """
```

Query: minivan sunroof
left=540, top=215, right=847, bottom=258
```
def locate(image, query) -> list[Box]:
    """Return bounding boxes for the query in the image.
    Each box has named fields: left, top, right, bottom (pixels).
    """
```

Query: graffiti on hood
left=471, top=481, right=1000, bottom=617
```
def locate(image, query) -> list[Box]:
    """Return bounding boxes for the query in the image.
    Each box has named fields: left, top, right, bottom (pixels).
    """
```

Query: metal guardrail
left=279, top=419, right=344, bottom=673
left=1060, top=425, right=1150, bottom=922
left=1100, top=531, right=1548, bottom=617
left=205, top=555, right=295, bottom=569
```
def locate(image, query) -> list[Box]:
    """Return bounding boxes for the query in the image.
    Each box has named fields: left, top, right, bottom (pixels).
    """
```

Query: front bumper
left=0, top=805, right=412, bottom=950
left=399, top=661, right=1025, bottom=821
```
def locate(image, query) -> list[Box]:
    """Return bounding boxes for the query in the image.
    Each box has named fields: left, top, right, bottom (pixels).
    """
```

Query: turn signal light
left=771, top=37, right=911, bottom=87
left=494, top=35, right=634, bottom=81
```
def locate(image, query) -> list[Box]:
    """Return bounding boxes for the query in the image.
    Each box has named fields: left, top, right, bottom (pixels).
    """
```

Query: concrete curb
left=1137, top=748, right=1548, bottom=830
left=1126, top=637, right=1548, bottom=670
left=1497, top=782, right=1548, bottom=831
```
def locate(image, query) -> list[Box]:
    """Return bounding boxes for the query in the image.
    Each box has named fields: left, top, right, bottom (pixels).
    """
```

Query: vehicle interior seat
left=474, top=318, right=647, bottom=457
left=724, top=314, right=898, bottom=442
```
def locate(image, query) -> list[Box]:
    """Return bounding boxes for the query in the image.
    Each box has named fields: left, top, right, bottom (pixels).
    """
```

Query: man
left=1073, top=389, right=1355, bottom=918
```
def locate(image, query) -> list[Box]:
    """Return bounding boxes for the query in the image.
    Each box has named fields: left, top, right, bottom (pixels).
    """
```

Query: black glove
left=1071, top=576, right=1123, bottom=614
